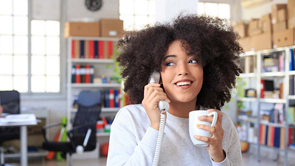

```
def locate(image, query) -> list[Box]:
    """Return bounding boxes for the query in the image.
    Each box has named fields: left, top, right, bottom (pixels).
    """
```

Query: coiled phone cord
left=152, top=110, right=166, bottom=166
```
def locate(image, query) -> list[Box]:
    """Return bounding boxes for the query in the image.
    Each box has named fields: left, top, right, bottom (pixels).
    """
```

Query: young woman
left=107, top=14, right=243, bottom=166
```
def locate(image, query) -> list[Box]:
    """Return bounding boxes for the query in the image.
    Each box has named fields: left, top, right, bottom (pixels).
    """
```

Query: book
left=108, top=41, right=113, bottom=59
left=290, top=49, right=294, bottom=71
left=280, top=127, right=286, bottom=149
left=75, top=65, right=81, bottom=83
left=89, top=40, right=94, bottom=59
left=94, top=41, right=99, bottom=59
left=71, top=40, right=75, bottom=59
left=104, top=41, right=108, bottom=59
left=99, top=41, right=104, bottom=59
left=85, top=40, right=89, bottom=59
left=75, top=40, right=80, bottom=59
left=109, top=89, right=114, bottom=108
left=105, top=90, right=109, bottom=108
left=80, top=40, right=84, bottom=58
left=71, top=65, right=76, bottom=83
left=115, top=89, right=119, bottom=107
left=90, top=65, right=94, bottom=83
left=274, top=127, right=281, bottom=148
left=85, top=65, right=90, bottom=83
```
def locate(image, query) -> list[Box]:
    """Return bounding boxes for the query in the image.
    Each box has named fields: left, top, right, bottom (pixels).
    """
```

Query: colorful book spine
left=89, top=40, right=94, bottom=59
left=75, top=65, right=81, bottom=83
left=71, top=65, right=76, bottom=83
left=71, top=40, right=75, bottom=59
left=90, top=65, right=94, bottom=83
left=274, top=127, right=281, bottom=148
left=85, top=65, right=90, bottom=83
left=108, top=41, right=113, bottom=59
left=75, top=40, right=80, bottom=59
left=80, top=65, right=86, bottom=83
left=99, top=41, right=104, bottom=59
left=105, top=90, right=109, bottom=108
left=265, top=125, right=268, bottom=146
left=115, top=90, right=119, bottom=107
left=94, top=41, right=99, bottom=59
left=280, top=127, right=286, bottom=149
left=104, top=41, right=108, bottom=59
left=109, top=89, right=114, bottom=108
left=85, top=40, right=89, bottom=59
left=290, top=49, right=294, bottom=71
left=80, top=40, right=84, bottom=58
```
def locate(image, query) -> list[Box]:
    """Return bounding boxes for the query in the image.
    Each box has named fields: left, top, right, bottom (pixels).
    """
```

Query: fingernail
left=194, top=135, right=200, bottom=139
left=198, top=116, right=203, bottom=120
left=197, top=124, right=201, bottom=128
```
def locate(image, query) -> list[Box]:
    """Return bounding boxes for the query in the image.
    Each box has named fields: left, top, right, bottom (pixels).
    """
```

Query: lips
left=174, top=79, right=193, bottom=89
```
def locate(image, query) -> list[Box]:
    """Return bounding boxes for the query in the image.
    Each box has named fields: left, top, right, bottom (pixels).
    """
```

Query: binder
left=75, top=40, right=80, bottom=59
left=89, top=40, right=94, bottom=59
left=104, top=41, right=108, bottom=59
left=75, top=65, right=81, bottom=83
left=109, top=89, right=115, bottom=108
left=289, top=128, right=294, bottom=144
left=265, top=125, right=268, bottom=145
left=85, top=40, right=89, bottom=59
left=85, top=65, right=90, bottom=83
left=80, top=65, right=86, bottom=83
left=114, top=90, right=119, bottom=107
left=105, top=90, right=109, bottom=108
left=71, top=65, right=76, bottom=83
left=280, top=127, right=286, bottom=149
left=94, top=41, right=99, bottom=59
left=267, top=125, right=272, bottom=147
left=108, top=41, right=113, bottom=59
left=90, top=65, right=94, bottom=83
left=99, top=41, right=104, bottom=59
left=118, top=89, right=121, bottom=107
left=290, top=49, right=294, bottom=71
left=261, top=80, right=265, bottom=98
left=71, top=40, right=75, bottom=59
left=274, top=127, right=281, bottom=148
left=80, top=40, right=85, bottom=58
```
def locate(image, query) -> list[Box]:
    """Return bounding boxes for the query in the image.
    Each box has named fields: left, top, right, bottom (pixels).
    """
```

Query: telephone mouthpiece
left=159, top=101, right=169, bottom=112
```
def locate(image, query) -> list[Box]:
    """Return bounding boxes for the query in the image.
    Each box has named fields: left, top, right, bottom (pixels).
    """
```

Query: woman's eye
left=165, top=62, right=174, bottom=66
left=189, top=59, right=198, bottom=63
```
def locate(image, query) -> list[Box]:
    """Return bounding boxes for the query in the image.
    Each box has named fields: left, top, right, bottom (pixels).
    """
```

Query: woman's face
left=161, top=40, right=203, bottom=104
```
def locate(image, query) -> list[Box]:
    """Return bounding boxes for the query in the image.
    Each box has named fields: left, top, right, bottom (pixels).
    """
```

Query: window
left=198, top=2, right=231, bottom=20
left=119, top=0, right=155, bottom=31
left=0, top=0, right=60, bottom=94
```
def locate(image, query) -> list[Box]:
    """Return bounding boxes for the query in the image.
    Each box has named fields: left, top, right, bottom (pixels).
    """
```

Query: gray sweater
left=107, top=104, right=242, bottom=166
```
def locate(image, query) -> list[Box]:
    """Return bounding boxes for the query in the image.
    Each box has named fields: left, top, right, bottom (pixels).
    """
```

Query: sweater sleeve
left=211, top=116, right=242, bottom=166
left=106, top=108, right=159, bottom=166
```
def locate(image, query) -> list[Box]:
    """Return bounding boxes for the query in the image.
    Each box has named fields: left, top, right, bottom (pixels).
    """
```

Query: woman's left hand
left=194, top=109, right=225, bottom=162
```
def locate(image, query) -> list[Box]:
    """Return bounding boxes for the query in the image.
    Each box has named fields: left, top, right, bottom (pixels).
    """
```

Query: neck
left=168, top=99, right=198, bottom=118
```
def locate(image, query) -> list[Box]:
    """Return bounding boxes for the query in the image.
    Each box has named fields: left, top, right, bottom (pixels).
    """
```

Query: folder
left=85, top=40, right=89, bottom=59
left=94, top=41, right=99, bottom=59
left=80, top=40, right=84, bottom=58
left=108, top=41, right=113, bottom=59
left=99, top=41, right=104, bottom=59
left=75, top=40, right=80, bottom=59
left=71, top=65, right=76, bottom=83
left=89, top=40, right=94, bottom=59
left=75, top=65, right=81, bottom=83
left=71, top=40, right=75, bottom=59
left=109, top=89, right=115, bottom=108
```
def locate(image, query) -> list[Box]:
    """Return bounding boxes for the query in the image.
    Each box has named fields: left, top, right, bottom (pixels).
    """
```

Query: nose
left=177, top=63, right=189, bottom=76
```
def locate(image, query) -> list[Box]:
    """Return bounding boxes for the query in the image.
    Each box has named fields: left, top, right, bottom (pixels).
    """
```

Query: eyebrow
left=164, top=53, right=194, bottom=60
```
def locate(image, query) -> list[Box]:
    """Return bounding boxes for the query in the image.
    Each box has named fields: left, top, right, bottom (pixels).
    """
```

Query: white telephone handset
left=149, top=71, right=169, bottom=166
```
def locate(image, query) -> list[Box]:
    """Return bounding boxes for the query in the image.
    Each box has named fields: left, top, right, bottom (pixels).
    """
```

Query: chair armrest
left=67, top=124, right=93, bottom=148
left=42, top=122, right=63, bottom=142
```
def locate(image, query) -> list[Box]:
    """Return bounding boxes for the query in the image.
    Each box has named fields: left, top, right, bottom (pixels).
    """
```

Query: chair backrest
left=0, top=90, right=20, bottom=114
left=72, top=90, right=101, bottom=151
left=0, top=90, right=20, bottom=143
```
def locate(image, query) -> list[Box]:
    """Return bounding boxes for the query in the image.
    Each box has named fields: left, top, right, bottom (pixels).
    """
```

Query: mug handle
left=208, top=112, right=218, bottom=127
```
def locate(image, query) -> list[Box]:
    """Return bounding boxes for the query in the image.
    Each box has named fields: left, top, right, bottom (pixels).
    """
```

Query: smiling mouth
left=174, top=81, right=193, bottom=87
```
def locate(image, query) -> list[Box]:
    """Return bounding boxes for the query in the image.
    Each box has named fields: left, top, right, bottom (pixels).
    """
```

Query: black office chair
left=0, top=90, right=20, bottom=166
left=42, top=90, right=101, bottom=166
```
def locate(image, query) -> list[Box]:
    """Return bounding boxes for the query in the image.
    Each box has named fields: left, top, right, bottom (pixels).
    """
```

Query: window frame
left=13, top=0, right=65, bottom=99
left=198, top=0, right=235, bottom=21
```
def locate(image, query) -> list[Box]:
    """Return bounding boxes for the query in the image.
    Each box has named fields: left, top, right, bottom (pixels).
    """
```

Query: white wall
left=241, top=0, right=287, bottom=21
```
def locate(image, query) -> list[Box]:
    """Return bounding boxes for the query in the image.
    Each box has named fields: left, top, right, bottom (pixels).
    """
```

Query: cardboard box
left=65, top=22, right=99, bottom=38
left=288, top=0, right=295, bottom=20
left=251, top=33, right=272, bottom=51
left=234, top=23, right=248, bottom=38
left=248, top=19, right=262, bottom=36
left=273, top=28, right=295, bottom=47
left=278, top=9, right=287, bottom=22
left=239, top=37, right=252, bottom=52
left=273, top=21, right=287, bottom=32
left=99, top=19, right=124, bottom=38
left=272, top=4, right=287, bottom=24
left=289, top=17, right=295, bottom=29
left=260, top=14, right=272, bottom=33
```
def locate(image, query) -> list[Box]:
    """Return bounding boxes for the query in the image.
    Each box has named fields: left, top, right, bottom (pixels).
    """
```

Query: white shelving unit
left=237, top=47, right=293, bottom=166
left=66, top=36, right=121, bottom=135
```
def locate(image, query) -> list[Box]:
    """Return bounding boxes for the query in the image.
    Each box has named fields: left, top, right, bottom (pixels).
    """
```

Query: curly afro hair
left=117, top=14, right=243, bottom=110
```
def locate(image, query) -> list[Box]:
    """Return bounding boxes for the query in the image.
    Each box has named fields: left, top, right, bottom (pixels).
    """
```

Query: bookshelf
left=236, top=47, right=294, bottom=166
left=66, top=36, right=123, bottom=138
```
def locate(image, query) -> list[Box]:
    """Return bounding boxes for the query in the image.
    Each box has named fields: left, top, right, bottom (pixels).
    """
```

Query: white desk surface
left=0, top=121, right=37, bottom=127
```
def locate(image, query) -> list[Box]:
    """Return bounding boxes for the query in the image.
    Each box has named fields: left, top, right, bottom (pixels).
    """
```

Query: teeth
left=176, top=81, right=191, bottom=86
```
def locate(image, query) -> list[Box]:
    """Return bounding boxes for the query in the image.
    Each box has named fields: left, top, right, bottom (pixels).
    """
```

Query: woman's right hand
left=142, top=83, right=170, bottom=130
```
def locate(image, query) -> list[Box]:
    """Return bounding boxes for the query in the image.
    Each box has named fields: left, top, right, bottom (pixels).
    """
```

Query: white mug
left=189, top=110, right=218, bottom=146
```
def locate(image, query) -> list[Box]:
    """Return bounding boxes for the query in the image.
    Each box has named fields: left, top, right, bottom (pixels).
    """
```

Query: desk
left=0, top=121, right=37, bottom=166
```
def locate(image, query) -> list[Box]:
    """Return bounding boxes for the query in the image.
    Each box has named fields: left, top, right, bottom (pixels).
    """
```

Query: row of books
left=260, top=103, right=285, bottom=124
left=71, top=65, right=94, bottom=83
left=262, top=53, right=284, bottom=72
left=259, top=124, right=295, bottom=149
left=71, top=40, right=117, bottom=59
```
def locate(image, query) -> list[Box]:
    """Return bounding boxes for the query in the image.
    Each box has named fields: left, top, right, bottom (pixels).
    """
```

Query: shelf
left=289, top=71, right=295, bottom=75
left=260, top=98, right=286, bottom=103
left=96, top=132, right=110, bottom=137
left=238, top=116, right=258, bottom=123
left=71, top=107, right=120, bottom=113
left=68, top=36, right=120, bottom=41
left=70, top=59, right=114, bottom=64
left=259, top=47, right=287, bottom=54
left=260, top=121, right=287, bottom=127
left=237, top=97, right=258, bottom=102
left=260, top=72, right=285, bottom=77
left=288, top=96, right=295, bottom=100
left=239, top=73, right=256, bottom=78
left=4, top=150, right=47, bottom=158
left=71, top=83, right=121, bottom=88
left=239, top=51, right=256, bottom=57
